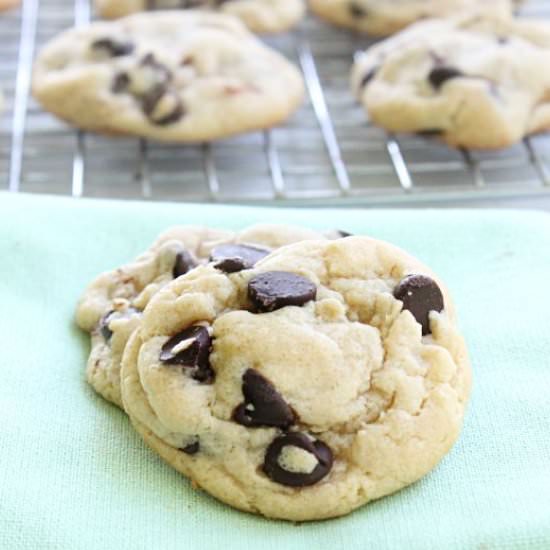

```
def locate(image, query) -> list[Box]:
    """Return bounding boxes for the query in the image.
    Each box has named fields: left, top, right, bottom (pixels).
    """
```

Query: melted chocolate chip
left=99, top=307, right=140, bottom=342
left=416, top=128, right=444, bottom=137
left=360, top=67, right=377, bottom=89
left=349, top=2, right=367, bottom=17
left=393, top=274, right=444, bottom=335
left=140, top=53, right=172, bottom=82
left=428, top=66, right=464, bottom=89
left=210, top=244, right=270, bottom=273
left=233, top=369, right=295, bottom=429
left=91, top=38, right=134, bottom=57
left=111, top=72, right=130, bottom=93
left=159, top=325, right=214, bottom=382
left=173, top=250, right=198, bottom=278
left=248, top=271, right=317, bottom=313
left=263, top=433, right=333, bottom=487
left=145, top=90, right=185, bottom=126
left=181, top=440, right=199, bottom=455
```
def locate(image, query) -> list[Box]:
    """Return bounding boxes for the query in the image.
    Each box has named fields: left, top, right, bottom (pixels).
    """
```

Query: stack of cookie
left=76, top=225, right=471, bottom=521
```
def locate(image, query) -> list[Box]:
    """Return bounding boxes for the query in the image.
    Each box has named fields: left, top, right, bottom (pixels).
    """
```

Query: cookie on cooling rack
left=76, top=224, right=331, bottom=408
left=309, top=0, right=515, bottom=36
left=351, top=13, right=550, bottom=150
left=94, top=0, right=305, bottom=34
left=32, top=12, right=304, bottom=142
left=120, top=236, right=471, bottom=521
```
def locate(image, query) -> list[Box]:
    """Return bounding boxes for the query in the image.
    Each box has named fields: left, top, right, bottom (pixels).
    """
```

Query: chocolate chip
left=336, top=229, right=353, bottom=238
left=99, top=307, right=140, bottom=342
left=91, top=38, right=134, bottom=57
left=210, top=244, right=270, bottom=273
left=112, top=72, right=130, bottom=93
left=428, top=66, right=464, bottom=89
left=233, top=369, right=295, bottom=429
left=140, top=53, right=172, bottom=82
left=172, top=250, right=198, bottom=278
left=159, top=325, right=214, bottom=383
left=146, top=91, right=185, bottom=125
left=263, top=433, right=333, bottom=487
left=248, top=271, right=317, bottom=313
left=181, top=440, right=199, bottom=455
left=349, top=2, right=367, bottom=17
left=393, top=274, right=444, bottom=335
left=360, top=67, right=377, bottom=89
left=416, top=128, right=444, bottom=137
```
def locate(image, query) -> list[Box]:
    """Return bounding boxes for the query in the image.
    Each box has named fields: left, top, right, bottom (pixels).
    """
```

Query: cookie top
left=76, top=224, right=329, bottom=407
left=121, top=236, right=471, bottom=521
left=33, top=12, right=304, bottom=142
left=94, top=0, right=305, bottom=35
left=351, top=13, right=550, bottom=149
left=309, top=0, right=514, bottom=36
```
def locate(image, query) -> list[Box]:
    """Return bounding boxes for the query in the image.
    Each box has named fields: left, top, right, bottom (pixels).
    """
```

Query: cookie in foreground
left=351, top=13, right=550, bottom=150
left=120, top=236, right=471, bottom=521
left=94, top=0, right=305, bottom=35
left=76, top=225, right=330, bottom=408
left=32, top=12, right=304, bottom=142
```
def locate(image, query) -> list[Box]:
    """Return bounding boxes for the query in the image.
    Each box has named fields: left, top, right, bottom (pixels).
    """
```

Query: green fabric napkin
left=1, top=192, right=549, bottom=550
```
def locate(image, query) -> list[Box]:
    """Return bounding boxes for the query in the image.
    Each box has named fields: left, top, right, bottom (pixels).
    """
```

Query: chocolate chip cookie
left=309, top=0, right=515, bottom=36
left=351, top=13, right=550, bottom=149
left=120, top=236, right=471, bottom=521
left=94, top=0, right=305, bottom=34
left=32, top=12, right=304, bottom=142
left=76, top=224, right=329, bottom=407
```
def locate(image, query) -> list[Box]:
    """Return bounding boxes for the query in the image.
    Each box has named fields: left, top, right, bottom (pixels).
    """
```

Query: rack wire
left=1, top=0, right=550, bottom=206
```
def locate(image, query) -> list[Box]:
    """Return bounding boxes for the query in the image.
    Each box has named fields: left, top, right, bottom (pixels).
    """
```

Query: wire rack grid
left=1, top=0, right=550, bottom=206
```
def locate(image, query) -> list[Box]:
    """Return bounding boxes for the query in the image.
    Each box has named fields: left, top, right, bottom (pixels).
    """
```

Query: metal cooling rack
left=1, top=0, right=550, bottom=206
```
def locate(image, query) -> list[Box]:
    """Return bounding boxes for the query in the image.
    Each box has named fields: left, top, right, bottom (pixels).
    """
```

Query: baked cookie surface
left=121, top=236, right=471, bottom=521
left=76, top=225, right=328, bottom=407
left=33, top=12, right=304, bottom=142
left=351, top=14, right=550, bottom=149
left=309, top=0, right=515, bottom=36
left=94, top=0, right=305, bottom=34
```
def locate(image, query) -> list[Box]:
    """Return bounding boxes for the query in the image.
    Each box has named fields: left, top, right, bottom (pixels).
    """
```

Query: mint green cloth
left=1, top=192, right=549, bottom=550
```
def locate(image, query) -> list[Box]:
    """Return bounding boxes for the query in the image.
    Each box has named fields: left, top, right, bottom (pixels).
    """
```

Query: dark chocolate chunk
left=140, top=53, right=172, bottom=83
left=336, top=229, right=353, bottom=238
left=416, top=128, right=444, bottom=138
left=173, top=250, right=198, bottom=278
left=263, top=433, right=333, bottom=487
left=248, top=271, right=316, bottom=313
left=160, top=325, right=214, bottom=382
left=233, top=369, right=295, bottom=429
left=359, top=67, right=377, bottom=89
left=181, top=440, right=199, bottom=455
left=210, top=244, right=270, bottom=273
left=99, top=307, right=140, bottom=342
left=428, top=66, right=464, bottom=89
left=142, top=87, right=184, bottom=126
left=349, top=2, right=367, bottom=17
left=393, top=274, right=444, bottom=335
left=91, top=38, right=134, bottom=57
left=111, top=72, right=130, bottom=93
